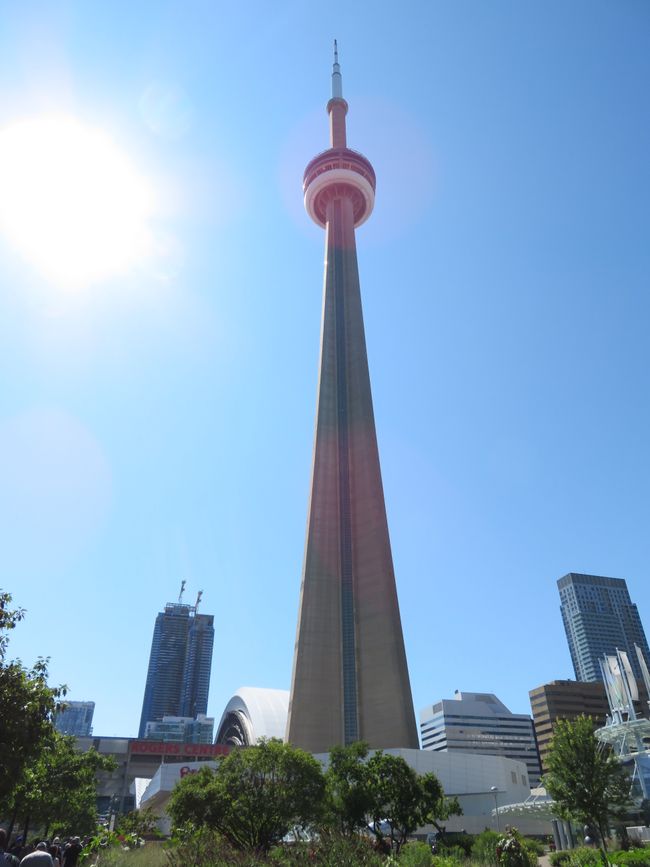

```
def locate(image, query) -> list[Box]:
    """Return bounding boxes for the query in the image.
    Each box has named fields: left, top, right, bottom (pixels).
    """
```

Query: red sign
left=129, top=740, right=231, bottom=757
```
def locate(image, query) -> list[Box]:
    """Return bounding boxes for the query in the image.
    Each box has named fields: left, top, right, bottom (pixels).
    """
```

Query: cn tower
left=287, top=45, right=419, bottom=752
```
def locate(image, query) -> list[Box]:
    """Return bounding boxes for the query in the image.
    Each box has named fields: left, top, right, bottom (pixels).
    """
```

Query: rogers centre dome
left=214, top=687, right=289, bottom=747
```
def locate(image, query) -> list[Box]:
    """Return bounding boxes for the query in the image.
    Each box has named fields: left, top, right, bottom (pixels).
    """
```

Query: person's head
left=37, top=842, right=48, bottom=851
left=0, top=828, right=7, bottom=851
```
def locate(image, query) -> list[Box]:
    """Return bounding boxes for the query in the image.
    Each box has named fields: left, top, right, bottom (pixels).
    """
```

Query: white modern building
left=420, top=692, right=542, bottom=786
left=214, top=687, right=290, bottom=746
left=139, top=746, right=551, bottom=837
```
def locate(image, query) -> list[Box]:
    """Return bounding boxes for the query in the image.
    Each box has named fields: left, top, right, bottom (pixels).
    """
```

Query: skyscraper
left=138, top=591, right=214, bottom=738
left=286, top=46, right=419, bottom=753
left=55, top=700, right=95, bottom=737
left=559, top=573, right=650, bottom=683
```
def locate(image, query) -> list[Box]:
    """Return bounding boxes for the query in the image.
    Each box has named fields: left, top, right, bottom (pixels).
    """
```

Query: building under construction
left=138, top=583, right=214, bottom=738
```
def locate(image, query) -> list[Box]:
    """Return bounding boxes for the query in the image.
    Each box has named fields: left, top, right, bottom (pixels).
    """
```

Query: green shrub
left=522, top=839, right=545, bottom=857
left=472, top=830, right=501, bottom=865
left=431, top=857, right=466, bottom=867
left=549, top=847, right=601, bottom=867
left=496, top=829, right=537, bottom=867
left=437, top=833, right=475, bottom=856
left=399, top=841, right=434, bottom=866
left=608, top=849, right=650, bottom=867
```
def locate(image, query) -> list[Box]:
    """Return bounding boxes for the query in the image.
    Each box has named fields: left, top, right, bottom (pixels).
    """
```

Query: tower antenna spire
left=331, top=39, right=343, bottom=99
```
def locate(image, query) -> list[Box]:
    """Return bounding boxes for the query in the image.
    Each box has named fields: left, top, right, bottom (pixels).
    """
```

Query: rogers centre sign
left=129, top=741, right=231, bottom=757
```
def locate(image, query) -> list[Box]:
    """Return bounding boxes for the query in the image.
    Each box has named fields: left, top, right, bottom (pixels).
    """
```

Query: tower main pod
left=286, top=48, right=419, bottom=752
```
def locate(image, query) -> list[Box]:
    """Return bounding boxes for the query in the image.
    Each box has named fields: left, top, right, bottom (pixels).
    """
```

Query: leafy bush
left=549, top=847, right=601, bottom=867
left=522, top=838, right=545, bottom=856
left=472, top=830, right=501, bottom=865
left=608, top=849, right=650, bottom=867
left=437, top=833, right=475, bottom=856
left=269, top=832, right=387, bottom=866
left=497, top=829, right=537, bottom=867
left=398, top=841, right=434, bottom=866
left=431, top=856, right=467, bottom=867
left=438, top=845, right=468, bottom=862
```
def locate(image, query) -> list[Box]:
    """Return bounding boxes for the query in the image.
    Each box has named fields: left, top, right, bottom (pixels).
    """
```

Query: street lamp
left=490, top=786, right=500, bottom=832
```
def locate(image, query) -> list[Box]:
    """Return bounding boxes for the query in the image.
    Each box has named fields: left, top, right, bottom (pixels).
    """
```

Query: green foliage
left=324, top=742, right=461, bottom=853
left=496, top=828, right=537, bottom=867
left=325, top=740, right=375, bottom=835
left=439, top=845, right=468, bottom=862
left=168, top=738, right=325, bottom=854
left=436, top=833, right=475, bottom=856
left=0, top=591, right=67, bottom=810
left=10, top=731, right=117, bottom=837
left=166, top=828, right=387, bottom=867
left=521, top=838, right=544, bottom=857
left=471, top=830, right=502, bottom=865
left=431, top=857, right=467, bottom=867
left=606, top=849, right=650, bottom=866
left=398, top=841, right=435, bottom=866
left=549, top=847, right=602, bottom=867
left=116, top=807, right=161, bottom=839
left=84, top=843, right=166, bottom=867
left=544, top=715, right=631, bottom=852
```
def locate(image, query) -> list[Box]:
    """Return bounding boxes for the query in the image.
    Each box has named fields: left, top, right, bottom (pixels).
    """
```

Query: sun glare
left=0, top=115, right=154, bottom=286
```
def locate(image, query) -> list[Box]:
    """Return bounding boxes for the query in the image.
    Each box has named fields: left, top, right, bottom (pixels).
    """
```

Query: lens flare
left=0, top=115, right=154, bottom=286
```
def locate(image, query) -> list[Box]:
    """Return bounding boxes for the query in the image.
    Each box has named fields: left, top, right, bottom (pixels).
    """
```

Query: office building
left=420, top=692, right=541, bottom=786
left=286, top=46, right=418, bottom=753
left=559, top=573, right=650, bottom=683
left=144, top=714, right=214, bottom=744
left=529, top=677, right=649, bottom=773
left=55, top=700, right=95, bottom=737
left=138, top=590, right=214, bottom=738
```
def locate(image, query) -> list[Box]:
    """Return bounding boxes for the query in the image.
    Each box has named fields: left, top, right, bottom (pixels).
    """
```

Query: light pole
left=490, top=786, right=500, bottom=832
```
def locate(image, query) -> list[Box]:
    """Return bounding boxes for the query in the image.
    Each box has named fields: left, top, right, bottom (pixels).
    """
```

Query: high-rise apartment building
left=55, top=700, right=95, bottom=736
left=286, top=46, right=418, bottom=753
left=420, top=692, right=541, bottom=786
left=138, top=593, right=214, bottom=738
left=559, top=573, right=650, bottom=683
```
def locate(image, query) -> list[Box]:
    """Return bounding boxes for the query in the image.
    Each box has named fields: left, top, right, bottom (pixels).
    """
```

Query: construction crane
left=178, top=579, right=186, bottom=604
left=194, top=590, right=203, bottom=613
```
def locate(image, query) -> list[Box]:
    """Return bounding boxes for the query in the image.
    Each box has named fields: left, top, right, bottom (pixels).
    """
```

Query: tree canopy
left=168, top=738, right=326, bottom=853
left=10, top=732, right=117, bottom=837
left=0, top=591, right=67, bottom=809
left=544, top=714, right=631, bottom=851
left=325, top=743, right=461, bottom=852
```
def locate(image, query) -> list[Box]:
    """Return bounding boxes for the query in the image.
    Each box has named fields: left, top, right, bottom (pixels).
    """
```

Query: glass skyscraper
left=559, top=573, right=650, bottom=683
left=138, top=600, right=214, bottom=738
left=55, top=700, right=95, bottom=736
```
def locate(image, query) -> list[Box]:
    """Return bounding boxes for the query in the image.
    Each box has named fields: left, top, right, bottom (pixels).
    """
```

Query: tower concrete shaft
left=286, top=48, right=419, bottom=753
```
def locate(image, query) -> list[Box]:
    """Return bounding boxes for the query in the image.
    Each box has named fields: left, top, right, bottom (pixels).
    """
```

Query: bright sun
left=0, top=115, right=154, bottom=286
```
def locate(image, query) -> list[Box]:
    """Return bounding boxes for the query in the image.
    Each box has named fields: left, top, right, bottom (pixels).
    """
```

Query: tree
left=544, top=715, right=631, bottom=852
left=324, top=742, right=461, bottom=852
left=0, top=591, right=67, bottom=810
left=365, top=750, right=461, bottom=852
left=168, top=739, right=326, bottom=854
left=324, top=741, right=375, bottom=835
left=9, top=732, right=117, bottom=838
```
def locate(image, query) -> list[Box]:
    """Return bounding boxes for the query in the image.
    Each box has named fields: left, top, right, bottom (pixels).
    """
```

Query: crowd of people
left=0, top=830, right=84, bottom=867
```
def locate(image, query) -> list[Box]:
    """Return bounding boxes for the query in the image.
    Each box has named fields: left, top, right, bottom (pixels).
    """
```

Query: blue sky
left=2, top=0, right=649, bottom=737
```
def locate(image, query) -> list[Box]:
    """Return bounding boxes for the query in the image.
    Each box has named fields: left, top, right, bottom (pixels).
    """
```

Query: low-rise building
left=144, top=714, right=214, bottom=744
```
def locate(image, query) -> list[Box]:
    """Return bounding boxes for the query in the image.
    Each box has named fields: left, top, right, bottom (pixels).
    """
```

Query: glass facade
left=558, top=573, right=650, bottom=683
left=139, top=602, right=215, bottom=738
